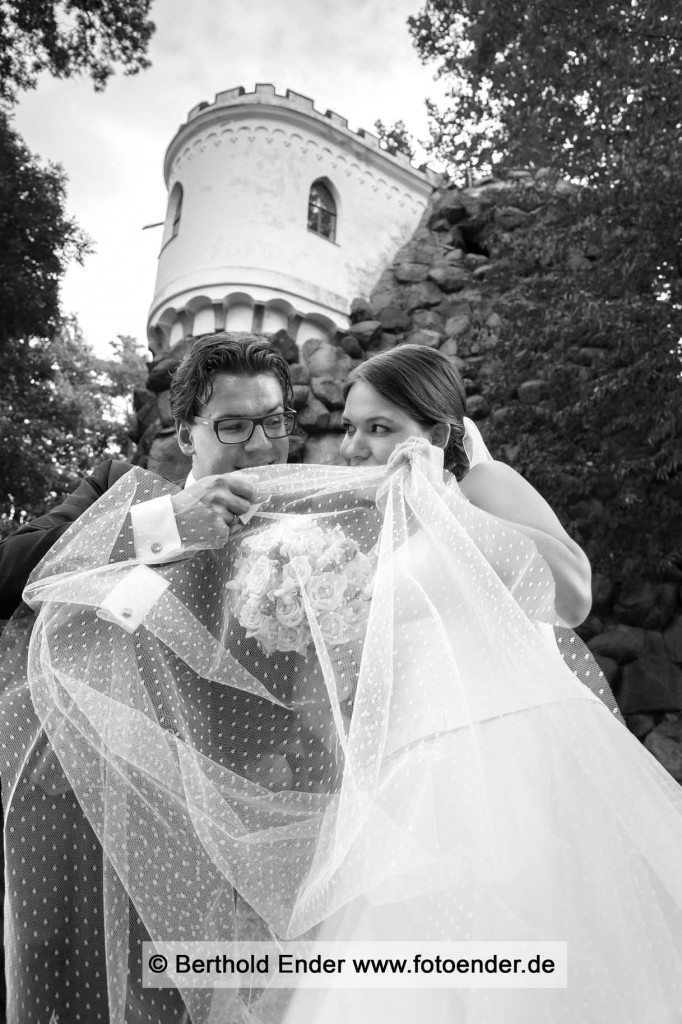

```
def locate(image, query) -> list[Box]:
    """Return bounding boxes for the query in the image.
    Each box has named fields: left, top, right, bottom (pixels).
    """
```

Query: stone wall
left=131, top=170, right=682, bottom=782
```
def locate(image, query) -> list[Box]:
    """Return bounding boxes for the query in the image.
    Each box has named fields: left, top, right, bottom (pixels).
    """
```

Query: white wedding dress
left=1, top=440, right=681, bottom=1024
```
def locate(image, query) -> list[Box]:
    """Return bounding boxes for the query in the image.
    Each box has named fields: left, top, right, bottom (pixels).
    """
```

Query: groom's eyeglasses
left=194, top=409, right=297, bottom=444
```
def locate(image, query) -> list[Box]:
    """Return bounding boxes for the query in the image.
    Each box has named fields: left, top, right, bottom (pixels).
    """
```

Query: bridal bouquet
left=231, top=519, right=374, bottom=656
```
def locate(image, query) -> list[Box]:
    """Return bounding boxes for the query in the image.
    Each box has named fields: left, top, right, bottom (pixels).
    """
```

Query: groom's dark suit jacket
left=0, top=460, right=135, bottom=621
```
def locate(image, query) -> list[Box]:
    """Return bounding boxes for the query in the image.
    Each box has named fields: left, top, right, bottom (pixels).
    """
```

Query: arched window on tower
left=162, top=183, right=183, bottom=247
left=307, top=180, right=337, bottom=242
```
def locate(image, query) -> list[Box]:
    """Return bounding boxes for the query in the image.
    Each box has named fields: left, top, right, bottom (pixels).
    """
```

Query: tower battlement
left=182, top=83, right=427, bottom=176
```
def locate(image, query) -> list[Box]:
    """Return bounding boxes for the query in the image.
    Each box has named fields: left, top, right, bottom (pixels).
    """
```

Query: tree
left=408, top=0, right=682, bottom=581
left=375, top=119, right=416, bottom=160
left=0, top=0, right=155, bottom=528
left=0, top=0, right=155, bottom=104
left=0, top=321, right=147, bottom=534
left=0, top=110, right=89, bottom=350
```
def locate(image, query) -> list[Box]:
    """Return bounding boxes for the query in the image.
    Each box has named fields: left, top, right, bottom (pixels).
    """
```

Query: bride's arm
left=458, top=460, right=592, bottom=628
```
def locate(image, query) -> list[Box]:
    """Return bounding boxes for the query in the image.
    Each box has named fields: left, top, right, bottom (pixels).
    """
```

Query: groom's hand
left=184, top=473, right=257, bottom=527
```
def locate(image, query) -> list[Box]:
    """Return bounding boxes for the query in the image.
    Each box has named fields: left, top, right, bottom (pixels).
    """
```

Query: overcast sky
left=12, top=0, right=448, bottom=356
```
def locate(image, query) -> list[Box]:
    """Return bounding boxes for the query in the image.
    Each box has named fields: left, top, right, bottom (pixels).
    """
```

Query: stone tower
left=147, top=84, right=434, bottom=353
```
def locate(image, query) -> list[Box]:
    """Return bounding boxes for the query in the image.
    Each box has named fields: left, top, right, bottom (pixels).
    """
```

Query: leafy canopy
left=0, top=0, right=155, bottom=103
left=408, top=0, right=682, bottom=581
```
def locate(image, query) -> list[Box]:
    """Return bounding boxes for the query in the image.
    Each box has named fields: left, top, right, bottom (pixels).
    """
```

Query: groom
left=0, top=330, right=296, bottom=619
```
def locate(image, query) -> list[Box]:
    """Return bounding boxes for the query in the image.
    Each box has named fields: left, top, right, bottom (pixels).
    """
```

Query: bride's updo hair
left=343, top=344, right=470, bottom=479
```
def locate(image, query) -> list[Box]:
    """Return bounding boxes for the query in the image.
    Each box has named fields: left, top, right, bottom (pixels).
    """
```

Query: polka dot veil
left=2, top=443, right=682, bottom=1024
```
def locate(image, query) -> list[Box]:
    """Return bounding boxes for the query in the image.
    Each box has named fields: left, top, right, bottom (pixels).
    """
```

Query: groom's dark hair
left=344, top=345, right=470, bottom=479
left=170, top=331, right=294, bottom=422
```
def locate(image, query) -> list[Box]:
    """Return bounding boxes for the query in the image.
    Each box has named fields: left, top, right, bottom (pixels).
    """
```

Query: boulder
left=350, top=297, right=374, bottom=323
left=398, top=240, right=447, bottom=265
left=464, top=254, right=490, bottom=270
left=404, top=282, right=444, bottom=311
left=617, top=634, right=682, bottom=714
left=439, top=337, right=460, bottom=358
left=311, top=376, right=345, bottom=410
left=377, top=305, right=410, bottom=331
left=349, top=321, right=383, bottom=349
left=291, top=384, right=310, bottom=410
left=296, top=396, right=330, bottom=433
left=517, top=379, right=548, bottom=404
left=429, top=190, right=469, bottom=226
left=644, top=716, right=682, bottom=783
left=427, top=265, right=470, bottom=293
left=369, top=275, right=404, bottom=313
left=588, top=625, right=648, bottom=663
left=339, top=334, right=364, bottom=359
left=467, top=394, right=491, bottom=420
left=302, top=339, right=352, bottom=378
left=664, top=615, right=682, bottom=663
left=405, top=329, right=442, bottom=348
left=394, top=263, right=430, bottom=284
left=289, top=362, right=310, bottom=384
left=269, top=329, right=299, bottom=363
left=412, top=309, right=444, bottom=331
left=303, top=434, right=345, bottom=466
left=613, top=581, right=678, bottom=630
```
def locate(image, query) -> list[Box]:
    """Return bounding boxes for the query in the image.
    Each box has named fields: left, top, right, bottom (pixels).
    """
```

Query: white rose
left=319, top=611, right=350, bottom=646
left=276, top=625, right=309, bottom=655
left=244, top=555, right=276, bottom=597
left=239, top=599, right=265, bottom=632
left=283, top=555, right=313, bottom=586
left=274, top=593, right=306, bottom=628
left=306, top=573, right=347, bottom=612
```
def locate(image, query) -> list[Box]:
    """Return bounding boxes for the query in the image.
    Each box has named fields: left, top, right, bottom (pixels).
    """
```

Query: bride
left=2, top=345, right=681, bottom=1023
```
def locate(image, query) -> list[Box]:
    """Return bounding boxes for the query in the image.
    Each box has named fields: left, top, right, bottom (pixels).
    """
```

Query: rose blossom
left=318, top=611, right=350, bottom=645
left=274, top=593, right=306, bottom=628
left=305, top=573, right=347, bottom=612
left=276, top=625, right=309, bottom=654
left=244, top=555, right=276, bottom=597
left=283, top=555, right=313, bottom=586
left=239, top=599, right=266, bottom=632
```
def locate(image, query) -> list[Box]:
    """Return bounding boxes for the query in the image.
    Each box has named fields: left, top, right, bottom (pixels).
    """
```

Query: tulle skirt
left=282, top=695, right=682, bottom=1024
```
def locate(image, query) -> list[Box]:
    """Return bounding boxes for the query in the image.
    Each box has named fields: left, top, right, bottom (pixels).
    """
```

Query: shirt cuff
left=96, top=565, right=170, bottom=633
left=130, top=495, right=184, bottom=563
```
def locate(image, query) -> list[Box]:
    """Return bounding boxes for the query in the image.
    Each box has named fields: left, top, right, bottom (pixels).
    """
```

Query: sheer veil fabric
left=1, top=441, right=681, bottom=1023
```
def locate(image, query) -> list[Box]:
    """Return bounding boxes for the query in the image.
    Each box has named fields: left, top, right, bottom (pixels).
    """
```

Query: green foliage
left=409, top=0, right=682, bottom=185
left=374, top=119, right=416, bottom=160
left=0, top=110, right=89, bottom=349
left=0, top=0, right=155, bottom=103
left=0, top=0, right=154, bottom=535
left=476, top=184, right=682, bottom=582
left=0, top=322, right=147, bottom=535
left=409, top=0, right=682, bottom=581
